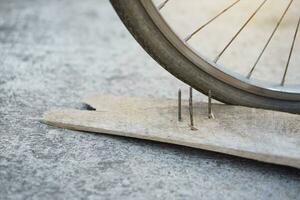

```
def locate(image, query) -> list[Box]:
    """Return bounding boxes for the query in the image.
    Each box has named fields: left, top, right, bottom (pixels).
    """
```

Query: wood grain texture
left=43, top=94, right=300, bottom=169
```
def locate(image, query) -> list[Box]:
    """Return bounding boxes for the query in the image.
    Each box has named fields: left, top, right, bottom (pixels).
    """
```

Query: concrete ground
left=0, top=0, right=300, bottom=199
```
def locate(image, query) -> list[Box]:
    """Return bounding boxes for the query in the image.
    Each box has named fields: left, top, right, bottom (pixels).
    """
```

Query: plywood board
left=42, top=94, right=300, bottom=169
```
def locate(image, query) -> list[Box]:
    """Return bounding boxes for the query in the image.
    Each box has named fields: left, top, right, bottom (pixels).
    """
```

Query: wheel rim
left=140, top=0, right=300, bottom=101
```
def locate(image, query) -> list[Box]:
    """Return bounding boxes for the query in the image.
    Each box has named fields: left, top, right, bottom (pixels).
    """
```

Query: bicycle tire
left=110, top=0, right=300, bottom=113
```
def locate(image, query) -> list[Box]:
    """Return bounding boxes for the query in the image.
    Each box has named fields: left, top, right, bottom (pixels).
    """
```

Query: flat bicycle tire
left=110, top=0, right=300, bottom=113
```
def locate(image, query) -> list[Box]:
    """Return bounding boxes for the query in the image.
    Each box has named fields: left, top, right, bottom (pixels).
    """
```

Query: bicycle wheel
left=110, top=0, right=300, bottom=113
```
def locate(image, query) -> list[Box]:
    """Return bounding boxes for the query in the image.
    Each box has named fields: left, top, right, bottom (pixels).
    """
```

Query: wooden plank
left=42, top=94, right=300, bottom=169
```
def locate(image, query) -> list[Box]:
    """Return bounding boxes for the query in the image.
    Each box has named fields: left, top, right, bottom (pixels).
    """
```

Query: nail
left=178, top=89, right=182, bottom=121
left=208, top=90, right=215, bottom=119
left=189, top=87, right=197, bottom=130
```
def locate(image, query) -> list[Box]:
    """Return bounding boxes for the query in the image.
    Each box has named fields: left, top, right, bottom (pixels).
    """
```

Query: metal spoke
left=145, top=0, right=300, bottom=100
left=214, top=0, right=268, bottom=63
left=184, top=0, right=241, bottom=42
left=158, top=0, right=170, bottom=10
left=281, top=16, right=300, bottom=86
left=247, top=0, right=294, bottom=79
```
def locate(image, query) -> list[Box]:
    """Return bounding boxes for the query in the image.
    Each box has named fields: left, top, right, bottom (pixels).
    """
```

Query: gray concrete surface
left=0, top=0, right=300, bottom=199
